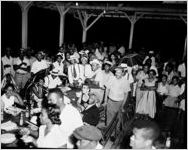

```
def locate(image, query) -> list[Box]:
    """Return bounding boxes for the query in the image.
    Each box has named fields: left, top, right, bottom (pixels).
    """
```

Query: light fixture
left=76, top=2, right=79, bottom=6
left=103, top=10, right=106, bottom=13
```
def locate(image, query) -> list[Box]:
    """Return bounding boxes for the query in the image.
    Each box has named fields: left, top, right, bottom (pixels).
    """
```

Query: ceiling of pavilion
left=29, top=1, right=187, bottom=21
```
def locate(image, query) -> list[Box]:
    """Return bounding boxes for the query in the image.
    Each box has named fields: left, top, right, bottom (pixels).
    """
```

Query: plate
left=1, top=133, right=16, bottom=144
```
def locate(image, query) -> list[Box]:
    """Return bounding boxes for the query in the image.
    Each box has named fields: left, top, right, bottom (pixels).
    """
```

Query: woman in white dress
left=136, top=69, right=157, bottom=118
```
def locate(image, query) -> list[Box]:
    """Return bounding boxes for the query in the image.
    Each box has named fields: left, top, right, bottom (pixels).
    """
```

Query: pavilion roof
left=30, top=1, right=186, bottom=21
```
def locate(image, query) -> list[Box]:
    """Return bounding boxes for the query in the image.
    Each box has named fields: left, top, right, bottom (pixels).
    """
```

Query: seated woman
left=81, top=93, right=100, bottom=126
left=77, top=84, right=90, bottom=111
left=31, top=103, right=66, bottom=148
left=1, top=83, right=23, bottom=115
left=31, top=77, right=47, bottom=109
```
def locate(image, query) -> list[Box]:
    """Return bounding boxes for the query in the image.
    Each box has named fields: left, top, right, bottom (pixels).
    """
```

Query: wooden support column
left=57, top=5, right=69, bottom=47
left=180, top=16, right=187, bottom=61
left=76, top=10, right=104, bottom=43
left=18, top=1, right=32, bottom=49
left=124, top=13, right=144, bottom=49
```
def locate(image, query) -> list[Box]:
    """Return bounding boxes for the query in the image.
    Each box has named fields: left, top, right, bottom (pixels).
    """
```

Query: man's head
left=73, top=125, right=102, bottom=149
left=130, top=120, right=160, bottom=149
left=36, top=52, right=43, bottom=61
left=90, top=59, right=101, bottom=71
left=47, top=88, right=65, bottom=108
left=115, top=67, right=124, bottom=79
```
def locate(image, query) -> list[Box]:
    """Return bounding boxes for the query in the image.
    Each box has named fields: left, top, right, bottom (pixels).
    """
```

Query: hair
left=42, top=103, right=61, bottom=125
left=56, top=54, right=63, bottom=60
left=149, top=69, right=156, bottom=76
left=48, top=88, right=64, bottom=99
left=36, top=77, right=45, bottom=83
left=4, top=83, right=15, bottom=91
left=132, top=120, right=160, bottom=142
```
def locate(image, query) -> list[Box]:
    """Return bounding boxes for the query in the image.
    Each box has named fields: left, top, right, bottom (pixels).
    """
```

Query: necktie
left=73, top=65, right=77, bottom=78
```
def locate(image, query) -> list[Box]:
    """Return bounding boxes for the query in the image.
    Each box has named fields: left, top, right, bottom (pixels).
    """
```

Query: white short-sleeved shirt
left=123, top=72, right=134, bottom=84
left=101, top=71, right=114, bottom=88
left=31, top=60, right=48, bottom=74
left=168, top=84, right=181, bottom=97
left=93, top=68, right=104, bottom=87
left=60, top=104, right=83, bottom=147
left=15, top=57, right=30, bottom=74
left=44, top=75, right=62, bottom=89
left=79, top=64, right=94, bottom=80
left=108, top=76, right=131, bottom=101
left=53, top=61, right=64, bottom=76
left=1, top=94, right=15, bottom=109
left=157, top=82, right=169, bottom=95
left=37, top=124, right=66, bottom=148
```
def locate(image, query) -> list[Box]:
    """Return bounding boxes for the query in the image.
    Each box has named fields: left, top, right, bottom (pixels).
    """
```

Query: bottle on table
left=19, top=112, right=24, bottom=126
left=25, top=106, right=30, bottom=119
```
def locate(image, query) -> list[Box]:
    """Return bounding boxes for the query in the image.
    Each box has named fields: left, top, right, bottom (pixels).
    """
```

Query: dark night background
left=1, top=1, right=187, bottom=60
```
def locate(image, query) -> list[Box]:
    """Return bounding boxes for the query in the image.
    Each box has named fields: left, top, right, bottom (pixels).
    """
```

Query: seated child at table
left=81, top=93, right=100, bottom=126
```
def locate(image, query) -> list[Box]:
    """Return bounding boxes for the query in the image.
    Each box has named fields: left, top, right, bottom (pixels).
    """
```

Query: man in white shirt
left=68, top=55, right=81, bottom=86
left=31, top=52, right=48, bottom=76
left=47, top=88, right=83, bottom=148
left=53, top=54, right=65, bottom=76
left=2, top=47, right=15, bottom=77
left=44, top=69, right=62, bottom=89
left=105, top=66, right=130, bottom=125
left=14, top=50, right=31, bottom=90
left=101, top=61, right=114, bottom=88
left=90, top=59, right=103, bottom=88
left=79, top=56, right=93, bottom=83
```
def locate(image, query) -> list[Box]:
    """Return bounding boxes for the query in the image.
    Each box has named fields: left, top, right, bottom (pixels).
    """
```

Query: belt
left=16, top=72, right=27, bottom=75
left=108, top=97, right=122, bottom=102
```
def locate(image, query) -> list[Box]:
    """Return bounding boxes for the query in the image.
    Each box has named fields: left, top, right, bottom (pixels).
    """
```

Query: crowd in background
left=1, top=41, right=186, bottom=149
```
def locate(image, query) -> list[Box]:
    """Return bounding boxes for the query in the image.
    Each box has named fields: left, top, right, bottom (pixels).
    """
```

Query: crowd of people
left=1, top=42, right=186, bottom=148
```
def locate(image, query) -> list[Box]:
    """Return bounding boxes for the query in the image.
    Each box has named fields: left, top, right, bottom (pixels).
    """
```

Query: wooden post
left=129, top=21, right=135, bottom=49
left=183, top=35, right=187, bottom=61
left=18, top=2, right=32, bottom=49
left=57, top=5, right=69, bottom=47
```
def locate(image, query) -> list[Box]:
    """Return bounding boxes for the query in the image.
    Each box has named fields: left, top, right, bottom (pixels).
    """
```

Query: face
left=91, top=63, right=98, bottom=71
left=37, top=53, right=42, bottom=61
left=76, top=139, right=92, bottom=149
left=115, top=69, right=123, bottom=79
left=57, top=56, right=62, bottom=63
left=66, top=53, right=70, bottom=60
left=82, top=85, right=89, bottom=94
left=172, top=78, right=178, bottom=85
left=162, top=76, right=167, bottom=83
left=148, top=71, right=155, bottom=78
left=48, top=93, right=62, bottom=106
left=132, top=69, right=137, bottom=76
left=88, top=95, right=96, bottom=104
left=111, top=54, right=115, bottom=60
left=40, top=109, right=48, bottom=125
left=38, top=79, right=44, bottom=86
left=81, top=58, right=87, bottom=64
left=143, top=66, right=149, bottom=73
left=104, top=64, right=110, bottom=72
left=71, top=59, right=76, bottom=64
left=130, top=128, right=149, bottom=149
left=6, top=86, right=14, bottom=97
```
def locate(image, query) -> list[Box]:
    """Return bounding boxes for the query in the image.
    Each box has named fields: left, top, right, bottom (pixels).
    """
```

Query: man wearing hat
left=120, top=63, right=134, bottom=85
left=90, top=59, right=103, bottom=88
left=31, top=51, right=48, bottom=76
left=79, top=55, right=93, bottom=82
left=73, top=125, right=103, bottom=149
left=68, top=55, right=81, bottom=86
left=101, top=60, right=114, bottom=88
left=44, top=68, right=62, bottom=89
left=105, top=66, right=130, bottom=125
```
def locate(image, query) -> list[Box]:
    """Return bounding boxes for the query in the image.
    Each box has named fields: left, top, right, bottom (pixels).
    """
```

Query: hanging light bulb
left=76, top=2, right=79, bottom=6
left=103, top=10, right=106, bottom=13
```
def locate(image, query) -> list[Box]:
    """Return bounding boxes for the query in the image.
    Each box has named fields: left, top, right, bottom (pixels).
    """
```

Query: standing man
left=2, top=47, right=15, bottom=77
left=105, top=66, right=130, bottom=125
left=31, top=51, right=48, bottom=76
left=47, top=88, right=83, bottom=148
left=14, top=48, right=30, bottom=90
left=130, top=120, right=160, bottom=149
